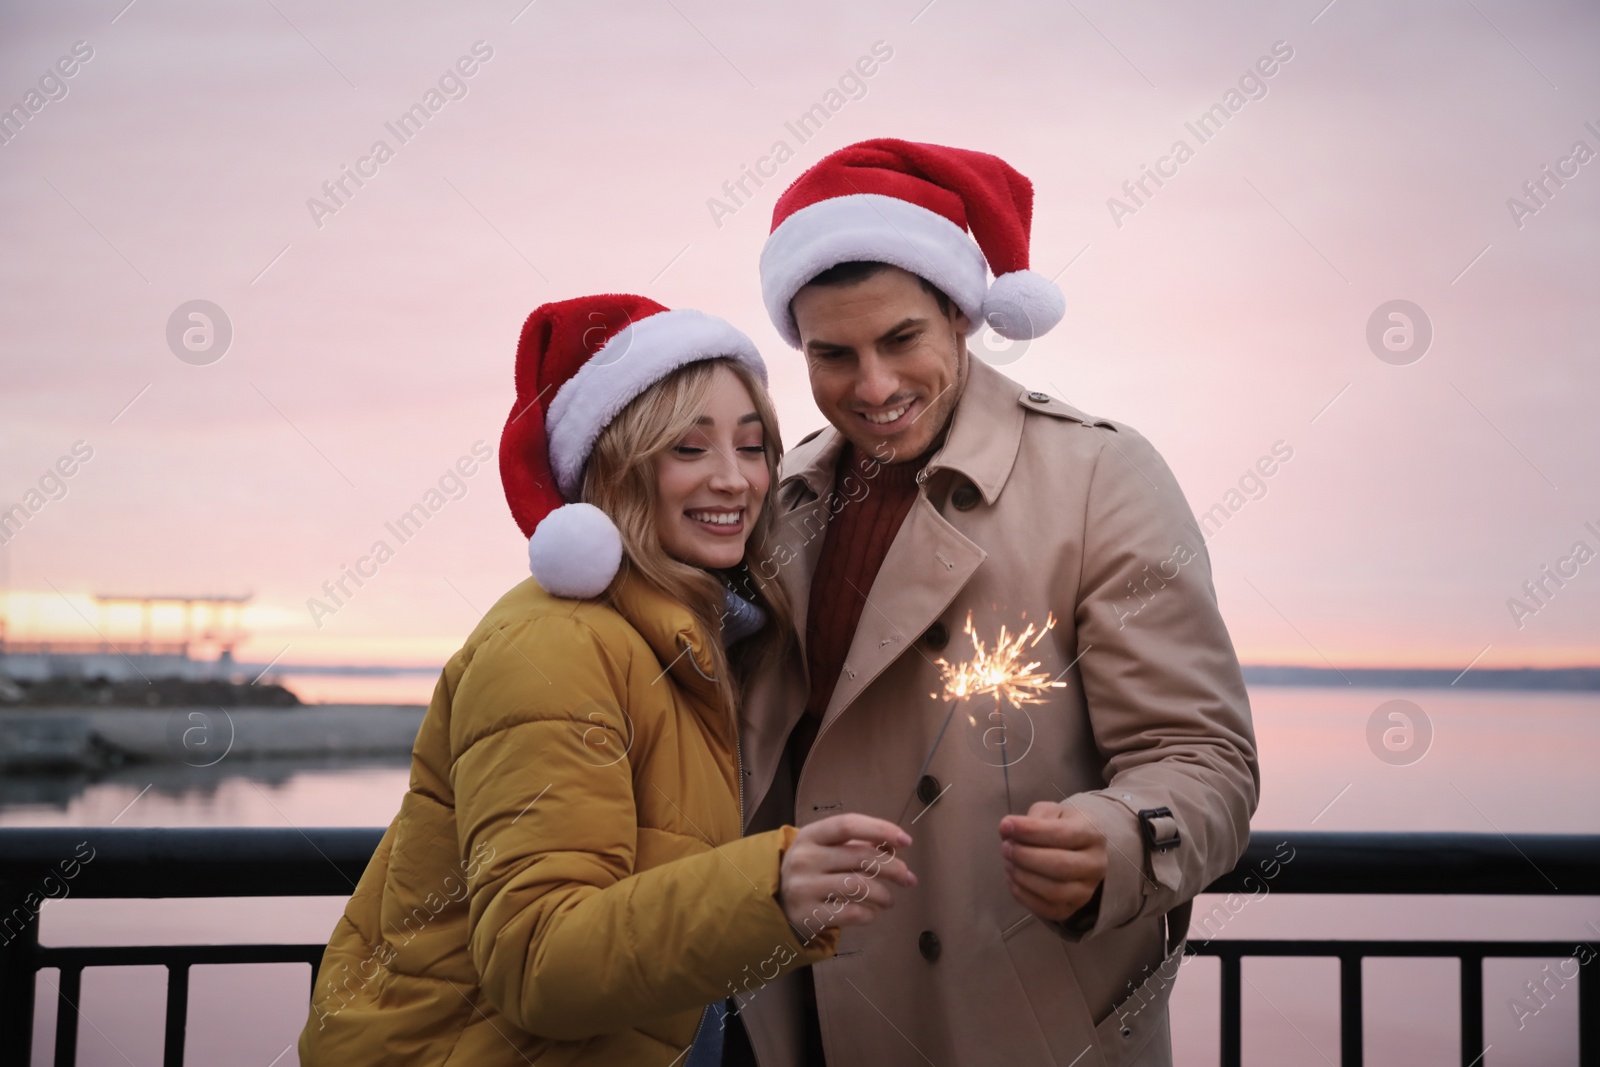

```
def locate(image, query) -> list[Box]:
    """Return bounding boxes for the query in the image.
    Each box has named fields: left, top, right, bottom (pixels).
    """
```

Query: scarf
left=719, top=583, right=767, bottom=649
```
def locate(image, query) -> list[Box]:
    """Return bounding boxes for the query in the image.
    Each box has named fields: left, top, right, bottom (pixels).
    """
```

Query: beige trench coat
left=737, top=357, right=1259, bottom=1067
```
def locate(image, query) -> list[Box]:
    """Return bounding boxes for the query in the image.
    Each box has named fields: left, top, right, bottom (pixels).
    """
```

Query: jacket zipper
left=693, top=715, right=736, bottom=1065
left=689, top=1002, right=712, bottom=1062
left=736, top=733, right=746, bottom=831
left=731, top=734, right=748, bottom=1063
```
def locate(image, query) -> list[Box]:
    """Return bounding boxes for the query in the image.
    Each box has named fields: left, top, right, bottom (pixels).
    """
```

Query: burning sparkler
left=937, top=611, right=1065, bottom=709
left=897, top=612, right=1067, bottom=825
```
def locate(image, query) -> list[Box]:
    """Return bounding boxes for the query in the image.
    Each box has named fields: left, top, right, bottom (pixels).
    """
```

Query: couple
left=300, top=139, right=1259, bottom=1067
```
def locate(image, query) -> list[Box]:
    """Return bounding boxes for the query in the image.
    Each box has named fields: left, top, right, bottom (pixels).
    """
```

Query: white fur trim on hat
left=982, top=269, right=1066, bottom=340
left=528, top=502, right=623, bottom=599
left=760, top=194, right=990, bottom=347
left=545, top=308, right=767, bottom=499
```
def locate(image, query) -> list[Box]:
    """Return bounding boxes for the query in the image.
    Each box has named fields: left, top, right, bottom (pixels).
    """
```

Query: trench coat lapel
left=737, top=432, right=845, bottom=820
left=815, top=359, right=1026, bottom=737
left=773, top=431, right=846, bottom=664
left=816, top=493, right=986, bottom=733
left=745, top=359, right=1030, bottom=812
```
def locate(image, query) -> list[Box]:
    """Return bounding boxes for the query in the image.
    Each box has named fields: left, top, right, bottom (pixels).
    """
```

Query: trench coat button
left=1027, top=391, right=1051, bottom=403
left=918, top=929, right=942, bottom=962
left=922, top=621, right=949, bottom=650
left=951, top=484, right=981, bottom=511
left=916, top=775, right=941, bottom=805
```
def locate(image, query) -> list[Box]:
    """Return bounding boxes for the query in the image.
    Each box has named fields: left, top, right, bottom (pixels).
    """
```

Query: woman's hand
left=778, top=814, right=916, bottom=941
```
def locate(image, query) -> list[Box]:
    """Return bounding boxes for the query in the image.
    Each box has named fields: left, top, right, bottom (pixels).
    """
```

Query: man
left=731, top=140, right=1259, bottom=1066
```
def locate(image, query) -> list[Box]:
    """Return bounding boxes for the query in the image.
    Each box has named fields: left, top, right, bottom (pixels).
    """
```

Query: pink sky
left=2, top=0, right=1597, bottom=675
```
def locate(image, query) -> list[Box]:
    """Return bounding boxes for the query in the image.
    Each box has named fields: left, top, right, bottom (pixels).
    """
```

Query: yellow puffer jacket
left=299, top=573, right=834, bottom=1066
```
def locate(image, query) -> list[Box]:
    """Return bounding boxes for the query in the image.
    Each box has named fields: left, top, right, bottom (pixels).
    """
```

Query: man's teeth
left=688, top=510, right=741, bottom=526
left=865, top=403, right=910, bottom=425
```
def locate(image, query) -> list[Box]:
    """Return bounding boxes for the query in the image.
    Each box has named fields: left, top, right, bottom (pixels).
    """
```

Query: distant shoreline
left=0, top=705, right=426, bottom=774
left=1240, top=666, right=1600, bottom=691
left=252, top=662, right=1600, bottom=692
left=3, top=671, right=1595, bottom=776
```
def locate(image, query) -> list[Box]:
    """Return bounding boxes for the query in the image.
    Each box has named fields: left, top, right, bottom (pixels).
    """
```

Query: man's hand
left=998, top=802, right=1108, bottom=922
left=779, top=814, right=917, bottom=940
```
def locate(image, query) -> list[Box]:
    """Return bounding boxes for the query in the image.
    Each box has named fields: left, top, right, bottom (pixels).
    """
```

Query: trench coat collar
left=779, top=355, right=1028, bottom=509
left=927, top=356, right=1028, bottom=504
left=603, top=570, right=725, bottom=725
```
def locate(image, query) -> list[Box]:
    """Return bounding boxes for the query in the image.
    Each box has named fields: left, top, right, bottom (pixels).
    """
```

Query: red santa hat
left=499, top=294, right=766, bottom=599
left=759, top=138, right=1065, bottom=347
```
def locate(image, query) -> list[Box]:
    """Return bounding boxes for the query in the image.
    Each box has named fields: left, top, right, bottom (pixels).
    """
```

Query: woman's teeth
left=865, top=403, right=911, bottom=425
left=688, top=509, right=742, bottom=526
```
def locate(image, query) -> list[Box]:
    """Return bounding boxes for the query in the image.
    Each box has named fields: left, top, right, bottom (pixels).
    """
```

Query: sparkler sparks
left=897, top=612, right=1068, bottom=826
left=934, top=612, right=1066, bottom=708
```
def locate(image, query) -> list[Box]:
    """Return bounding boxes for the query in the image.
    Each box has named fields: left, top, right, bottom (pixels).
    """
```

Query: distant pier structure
left=0, top=592, right=253, bottom=683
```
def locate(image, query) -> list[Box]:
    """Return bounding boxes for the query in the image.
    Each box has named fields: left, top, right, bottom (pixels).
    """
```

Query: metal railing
left=1, top=828, right=1596, bottom=1066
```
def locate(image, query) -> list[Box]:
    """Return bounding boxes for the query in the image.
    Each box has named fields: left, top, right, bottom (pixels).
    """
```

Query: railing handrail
left=0, top=826, right=380, bottom=899
left=3, top=828, right=1598, bottom=1067
left=2, top=828, right=1599, bottom=899
left=1208, top=830, right=1600, bottom=896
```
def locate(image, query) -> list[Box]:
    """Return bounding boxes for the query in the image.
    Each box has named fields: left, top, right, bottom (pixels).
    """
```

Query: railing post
left=1581, top=949, right=1599, bottom=1067
left=0, top=889, right=39, bottom=1067
left=163, top=963, right=189, bottom=1067
left=1220, top=950, right=1241, bottom=1067
left=1340, top=954, right=1363, bottom=1067
left=307, top=945, right=326, bottom=1000
left=1459, top=953, right=1483, bottom=1067
left=54, top=966, right=81, bottom=1067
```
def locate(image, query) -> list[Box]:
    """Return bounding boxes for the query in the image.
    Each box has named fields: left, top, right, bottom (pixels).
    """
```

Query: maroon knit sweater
left=788, top=444, right=926, bottom=771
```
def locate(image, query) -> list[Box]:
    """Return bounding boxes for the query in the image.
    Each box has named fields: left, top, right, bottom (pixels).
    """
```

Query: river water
left=5, top=686, right=1597, bottom=1066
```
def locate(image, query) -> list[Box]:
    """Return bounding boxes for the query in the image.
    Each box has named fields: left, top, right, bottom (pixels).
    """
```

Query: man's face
left=790, top=266, right=970, bottom=464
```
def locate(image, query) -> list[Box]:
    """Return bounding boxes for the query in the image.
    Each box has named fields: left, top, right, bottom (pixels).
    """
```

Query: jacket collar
left=780, top=355, right=1027, bottom=506
left=603, top=570, right=724, bottom=710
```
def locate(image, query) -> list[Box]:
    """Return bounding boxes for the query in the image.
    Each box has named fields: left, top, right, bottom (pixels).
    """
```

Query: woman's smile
left=684, top=505, right=746, bottom=534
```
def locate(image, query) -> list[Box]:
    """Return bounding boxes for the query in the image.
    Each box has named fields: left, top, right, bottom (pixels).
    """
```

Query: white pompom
left=981, top=270, right=1066, bottom=340
left=528, top=503, right=623, bottom=599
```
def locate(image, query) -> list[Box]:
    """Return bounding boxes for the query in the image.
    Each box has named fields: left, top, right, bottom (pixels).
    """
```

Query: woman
left=299, top=294, right=914, bottom=1066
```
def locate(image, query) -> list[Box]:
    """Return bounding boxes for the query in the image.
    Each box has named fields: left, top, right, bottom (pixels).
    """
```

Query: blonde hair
left=580, top=358, right=794, bottom=713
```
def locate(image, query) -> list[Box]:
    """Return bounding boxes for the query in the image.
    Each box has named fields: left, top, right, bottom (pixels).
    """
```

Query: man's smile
left=856, top=397, right=918, bottom=431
